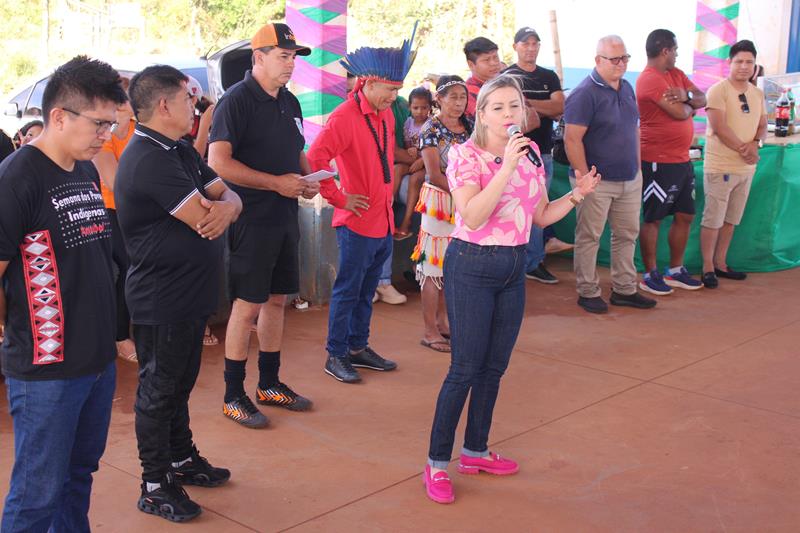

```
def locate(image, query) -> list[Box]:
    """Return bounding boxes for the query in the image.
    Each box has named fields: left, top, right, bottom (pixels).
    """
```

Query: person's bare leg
left=399, top=170, right=425, bottom=234
left=257, top=294, right=287, bottom=352
left=668, top=213, right=693, bottom=268
left=421, top=282, right=447, bottom=345
left=393, top=163, right=409, bottom=200
left=713, top=222, right=736, bottom=271
left=225, top=299, right=261, bottom=361
left=700, top=226, right=719, bottom=273
left=639, top=220, right=660, bottom=272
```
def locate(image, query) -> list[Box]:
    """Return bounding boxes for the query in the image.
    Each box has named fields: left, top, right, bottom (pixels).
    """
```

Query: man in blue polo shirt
left=564, top=35, right=656, bottom=314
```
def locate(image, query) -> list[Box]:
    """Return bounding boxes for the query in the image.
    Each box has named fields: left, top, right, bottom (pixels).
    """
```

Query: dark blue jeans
left=525, top=154, right=555, bottom=271
left=2, top=361, right=116, bottom=533
left=428, top=239, right=526, bottom=467
left=326, top=226, right=392, bottom=357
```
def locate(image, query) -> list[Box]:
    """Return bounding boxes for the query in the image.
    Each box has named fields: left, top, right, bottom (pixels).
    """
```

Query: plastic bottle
left=775, top=89, right=790, bottom=137
left=787, top=87, right=795, bottom=135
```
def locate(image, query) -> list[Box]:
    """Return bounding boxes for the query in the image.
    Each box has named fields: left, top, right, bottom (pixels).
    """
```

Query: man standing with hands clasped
left=700, top=39, right=767, bottom=289
left=209, top=23, right=318, bottom=428
left=116, top=65, right=242, bottom=522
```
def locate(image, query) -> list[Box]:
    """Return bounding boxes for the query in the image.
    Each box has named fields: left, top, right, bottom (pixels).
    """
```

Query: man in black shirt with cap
left=116, top=64, right=242, bottom=522
left=504, top=26, right=570, bottom=284
left=209, top=22, right=318, bottom=428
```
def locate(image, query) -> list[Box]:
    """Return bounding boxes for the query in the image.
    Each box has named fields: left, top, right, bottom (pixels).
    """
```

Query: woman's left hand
left=574, top=165, right=601, bottom=196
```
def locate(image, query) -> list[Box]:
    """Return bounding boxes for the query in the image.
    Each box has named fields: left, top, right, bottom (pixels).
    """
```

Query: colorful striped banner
left=692, top=0, right=740, bottom=135
left=287, top=0, right=347, bottom=147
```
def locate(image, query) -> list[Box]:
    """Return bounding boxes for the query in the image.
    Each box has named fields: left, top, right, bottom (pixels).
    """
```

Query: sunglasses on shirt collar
left=738, top=93, right=750, bottom=114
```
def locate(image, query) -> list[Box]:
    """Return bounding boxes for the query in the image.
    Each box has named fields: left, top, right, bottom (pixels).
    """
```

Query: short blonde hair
left=472, top=74, right=527, bottom=148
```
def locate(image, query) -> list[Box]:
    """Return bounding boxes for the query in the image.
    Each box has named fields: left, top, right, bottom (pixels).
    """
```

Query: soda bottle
left=775, top=89, right=790, bottom=137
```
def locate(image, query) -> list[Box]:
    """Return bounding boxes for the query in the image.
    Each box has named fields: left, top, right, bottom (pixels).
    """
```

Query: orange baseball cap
left=251, top=23, right=311, bottom=56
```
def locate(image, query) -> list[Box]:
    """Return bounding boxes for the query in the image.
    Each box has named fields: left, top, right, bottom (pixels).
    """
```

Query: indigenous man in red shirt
left=636, top=29, right=706, bottom=295
left=308, top=26, right=417, bottom=384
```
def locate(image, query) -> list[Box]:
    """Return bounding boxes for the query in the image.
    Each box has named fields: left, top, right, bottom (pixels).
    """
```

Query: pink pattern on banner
left=302, top=120, right=323, bottom=145
left=286, top=8, right=346, bottom=51
left=294, top=60, right=347, bottom=95
left=696, top=3, right=739, bottom=42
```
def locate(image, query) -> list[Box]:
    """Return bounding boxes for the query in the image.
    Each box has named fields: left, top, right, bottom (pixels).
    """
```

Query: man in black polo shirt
left=504, top=26, right=568, bottom=284
left=0, top=56, right=126, bottom=533
left=209, top=22, right=317, bottom=428
left=116, top=65, right=242, bottom=522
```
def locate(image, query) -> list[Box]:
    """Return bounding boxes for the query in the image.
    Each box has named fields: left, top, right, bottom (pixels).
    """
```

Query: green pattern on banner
left=717, top=3, right=740, bottom=19
left=296, top=92, right=344, bottom=117
left=304, top=48, right=344, bottom=68
left=550, top=144, right=800, bottom=273
left=704, top=44, right=732, bottom=59
left=299, top=6, right=341, bottom=24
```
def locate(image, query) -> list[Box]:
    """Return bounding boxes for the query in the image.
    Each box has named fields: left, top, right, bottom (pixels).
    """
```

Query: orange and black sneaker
left=222, top=394, right=269, bottom=429
left=256, top=382, right=313, bottom=412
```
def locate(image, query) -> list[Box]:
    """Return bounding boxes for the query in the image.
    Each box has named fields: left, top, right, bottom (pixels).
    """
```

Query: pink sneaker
left=457, top=452, right=519, bottom=476
left=423, top=465, right=455, bottom=504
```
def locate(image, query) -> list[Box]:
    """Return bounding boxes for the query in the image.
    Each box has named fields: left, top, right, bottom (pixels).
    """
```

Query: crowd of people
left=0, top=16, right=769, bottom=530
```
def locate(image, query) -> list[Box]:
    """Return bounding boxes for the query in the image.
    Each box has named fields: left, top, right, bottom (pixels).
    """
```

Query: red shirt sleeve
left=307, top=111, right=349, bottom=209
left=637, top=70, right=668, bottom=105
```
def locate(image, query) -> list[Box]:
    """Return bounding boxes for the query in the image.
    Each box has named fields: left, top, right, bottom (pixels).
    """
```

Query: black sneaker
left=610, top=291, right=657, bottom=309
left=349, top=347, right=397, bottom=371
left=172, top=446, right=230, bottom=488
left=525, top=263, right=559, bottom=284
left=222, top=394, right=269, bottom=429
left=325, top=356, right=362, bottom=383
left=577, top=296, right=608, bottom=314
left=703, top=272, right=719, bottom=289
left=714, top=267, right=747, bottom=280
left=256, top=382, right=313, bottom=411
left=137, top=472, right=201, bottom=522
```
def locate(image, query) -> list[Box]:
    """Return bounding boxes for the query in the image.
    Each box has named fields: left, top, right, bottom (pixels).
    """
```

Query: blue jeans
left=428, top=239, right=526, bottom=467
left=378, top=245, right=393, bottom=286
left=525, top=154, right=554, bottom=271
left=2, top=361, right=116, bottom=533
left=326, top=226, right=392, bottom=357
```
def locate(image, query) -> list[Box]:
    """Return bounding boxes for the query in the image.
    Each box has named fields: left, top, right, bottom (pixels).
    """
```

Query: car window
left=24, top=80, right=47, bottom=117
left=8, top=85, right=31, bottom=110
left=180, top=68, right=209, bottom=95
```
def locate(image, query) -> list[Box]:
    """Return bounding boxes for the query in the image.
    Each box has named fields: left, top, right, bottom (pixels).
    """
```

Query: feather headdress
left=340, top=21, right=419, bottom=85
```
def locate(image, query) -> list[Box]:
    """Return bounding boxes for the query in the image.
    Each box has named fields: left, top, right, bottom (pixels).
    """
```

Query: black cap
left=251, top=23, right=311, bottom=56
left=514, top=27, right=541, bottom=44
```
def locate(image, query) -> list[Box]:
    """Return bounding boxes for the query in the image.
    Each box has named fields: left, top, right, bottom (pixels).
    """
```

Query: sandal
left=420, top=339, right=451, bottom=353
left=393, top=230, right=414, bottom=241
left=203, top=326, right=219, bottom=346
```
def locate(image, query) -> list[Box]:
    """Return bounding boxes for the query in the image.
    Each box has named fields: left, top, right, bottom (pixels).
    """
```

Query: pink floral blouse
left=446, top=139, right=546, bottom=246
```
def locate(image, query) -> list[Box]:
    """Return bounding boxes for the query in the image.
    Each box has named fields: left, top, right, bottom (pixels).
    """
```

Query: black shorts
left=641, top=161, right=696, bottom=223
left=225, top=220, right=300, bottom=303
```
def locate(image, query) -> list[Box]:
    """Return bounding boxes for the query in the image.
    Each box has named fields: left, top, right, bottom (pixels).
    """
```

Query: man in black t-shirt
left=209, top=22, right=317, bottom=428
left=0, top=56, right=126, bottom=533
left=504, top=27, right=570, bottom=284
left=116, top=65, right=242, bottom=523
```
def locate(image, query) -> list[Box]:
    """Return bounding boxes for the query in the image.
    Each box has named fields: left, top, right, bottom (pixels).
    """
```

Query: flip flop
left=203, top=332, right=219, bottom=346
left=393, top=230, right=414, bottom=241
left=117, top=348, right=138, bottom=362
left=440, top=333, right=451, bottom=340
left=420, top=339, right=451, bottom=353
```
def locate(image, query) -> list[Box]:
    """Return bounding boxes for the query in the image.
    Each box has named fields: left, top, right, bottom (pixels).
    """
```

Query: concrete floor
left=2, top=257, right=799, bottom=532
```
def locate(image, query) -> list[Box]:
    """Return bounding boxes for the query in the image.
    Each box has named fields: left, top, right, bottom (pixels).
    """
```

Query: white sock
left=171, top=457, right=192, bottom=468
left=668, top=266, right=683, bottom=275
left=146, top=482, right=161, bottom=492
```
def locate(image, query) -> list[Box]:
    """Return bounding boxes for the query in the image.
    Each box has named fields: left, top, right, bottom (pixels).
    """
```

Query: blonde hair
left=471, top=74, right=527, bottom=148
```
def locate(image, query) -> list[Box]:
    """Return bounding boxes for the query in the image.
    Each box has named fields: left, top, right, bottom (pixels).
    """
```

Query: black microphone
left=507, top=125, right=542, bottom=168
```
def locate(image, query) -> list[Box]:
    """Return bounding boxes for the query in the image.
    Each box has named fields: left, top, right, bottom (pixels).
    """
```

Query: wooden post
left=549, top=10, right=563, bottom=85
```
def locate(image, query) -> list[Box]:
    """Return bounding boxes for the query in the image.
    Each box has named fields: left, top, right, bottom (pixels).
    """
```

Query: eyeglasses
left=738, top=93, right=750, bottom=114
left=599, top=54, right=631, bottom=65
left=62, top=108, right=118, bottom=135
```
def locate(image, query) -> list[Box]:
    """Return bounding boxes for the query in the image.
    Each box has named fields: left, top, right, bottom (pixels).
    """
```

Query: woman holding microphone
left=424, top=74, right=600, bottom=504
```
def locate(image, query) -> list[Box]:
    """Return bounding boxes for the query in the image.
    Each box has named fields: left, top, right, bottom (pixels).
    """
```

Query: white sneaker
left=375, top=284, right=407, bottom=305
